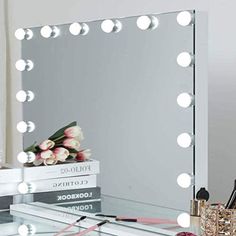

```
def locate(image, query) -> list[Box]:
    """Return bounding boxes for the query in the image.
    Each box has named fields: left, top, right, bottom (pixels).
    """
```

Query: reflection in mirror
left=1, top=10, right=207, bottom=236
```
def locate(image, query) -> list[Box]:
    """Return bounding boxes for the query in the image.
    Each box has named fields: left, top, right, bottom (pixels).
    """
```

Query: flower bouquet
left=24, top=121, right=91, bottom=166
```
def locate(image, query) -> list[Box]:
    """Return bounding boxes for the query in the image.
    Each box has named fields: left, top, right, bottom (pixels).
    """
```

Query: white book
left=0, top=182, right=19, bottom=196
left=0, top=166, right=22, bottom=183
left=0, top=175, right=97, bottom=197
left=23, top=159, right=100, bottom=181
left=30, top=175, right=97, bottom=194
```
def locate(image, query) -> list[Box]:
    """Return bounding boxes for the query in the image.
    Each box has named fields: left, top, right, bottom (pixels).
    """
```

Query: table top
left=0, top=196, right=195, bottom=236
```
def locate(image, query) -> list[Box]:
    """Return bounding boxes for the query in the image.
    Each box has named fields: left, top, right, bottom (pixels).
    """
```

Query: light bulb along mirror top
left=10, top=9, right=208, bottom=235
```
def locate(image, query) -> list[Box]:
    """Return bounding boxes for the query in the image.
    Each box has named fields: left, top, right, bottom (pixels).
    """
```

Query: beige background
left=1, top=0, right=236, bottom=203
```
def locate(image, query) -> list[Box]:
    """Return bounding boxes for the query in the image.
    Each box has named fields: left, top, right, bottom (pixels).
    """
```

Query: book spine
left=55, top=200, right=102, bottom=213
left=0, top=168, right=22, bottom=183
left=31, top=175, right=97, bottom=193
left=0, top=196, right=13, bottom=210
left=0, top=183, right=19, bottom=197
left=24, top=160, right=100, bottom=181
left=29, top=187, right=101, bottom=204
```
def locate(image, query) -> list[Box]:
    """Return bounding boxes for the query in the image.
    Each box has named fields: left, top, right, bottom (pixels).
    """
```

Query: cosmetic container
left=190, top=200, right=205, bottom=235
left=201, top=203, right=236, bottom=235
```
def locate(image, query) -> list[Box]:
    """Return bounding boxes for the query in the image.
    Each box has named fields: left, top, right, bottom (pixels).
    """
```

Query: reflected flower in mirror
left=24, top=121, right=91, bottom=166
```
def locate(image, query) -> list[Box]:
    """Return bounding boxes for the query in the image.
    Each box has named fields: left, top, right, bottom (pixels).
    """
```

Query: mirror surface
left=16, top=11, right=197, bottom=234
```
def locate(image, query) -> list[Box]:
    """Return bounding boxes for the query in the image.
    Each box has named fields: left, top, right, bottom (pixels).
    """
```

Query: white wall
left=4, top=0, right=236, bottom=202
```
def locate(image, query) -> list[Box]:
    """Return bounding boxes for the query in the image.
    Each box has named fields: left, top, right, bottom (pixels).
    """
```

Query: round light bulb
left=177, top=133, right=194, bottom=148
left=18, top=224, right=36, bottom=236
left=177, top=11, right=194, bottom=26
left=69, top=23, right=82, bottom=35
left=15, top=28, right=33, bottom=40
left=16, top=90, right=35, bottom=103
left=136, top=15, right=159, bottom=30
left=177, top=173, right=193, bottom=188
left=177, top=93, right=194, bottom=108
left=17, top=121, right=35, bottom=133
left=41, top=25, right=60, bottom=38
left=17, top=152, right=36, bottom=164
left=18, top=182, right=35, bottom=194
left=15, top=60, right=26, bottom=71
left=69, top=23, right=89, bottom=36
left=15, top=28, right=26, bottom=40
left=15, top=60, right=34, bottom=72
left=177, top=213, right=190, bottom=228
left=101, top=19, right=122, bottom=33
left=17, top=121, right=28, bottom=133
left=177, top=52, right=194, bottom=68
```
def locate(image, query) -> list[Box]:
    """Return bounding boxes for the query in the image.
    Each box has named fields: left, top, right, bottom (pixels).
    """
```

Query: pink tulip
left=63, top=138, right=80, bottom=151
left=33, top=153, right=44, bottom=166
left=76, top=149, right=92, bottom=162
left=40, top=150, right=54, bottom=159
left=54, top=147, right=69, bottom=162
left=39, top=140, right=55, bottom=151
left=64, top=126, right=83, bottom=139
left=44, top=156, right=57, bottom=165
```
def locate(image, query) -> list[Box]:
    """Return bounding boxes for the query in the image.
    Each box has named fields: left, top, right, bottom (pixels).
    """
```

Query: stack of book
left=0, top=160, right=101, bottom=213
left=0, top=166, right=22, bottom=211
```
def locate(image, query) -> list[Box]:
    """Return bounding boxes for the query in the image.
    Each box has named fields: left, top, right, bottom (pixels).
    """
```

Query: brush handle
left=74, top=225, right=98, bottom=236
left=117, top=217, right=177, bottom=225
left=54, top=221, right=77, bottom=236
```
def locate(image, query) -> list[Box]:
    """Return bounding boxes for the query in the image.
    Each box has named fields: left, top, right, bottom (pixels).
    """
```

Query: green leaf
left=49, top=121, right=77, bottom=140
left=67, top=148, right=79, bottom=154
left=24, top=141, right=38, bottom=153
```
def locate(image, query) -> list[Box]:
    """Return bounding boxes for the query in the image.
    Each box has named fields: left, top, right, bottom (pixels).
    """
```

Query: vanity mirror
left=2, top=10, right=208, bottom=235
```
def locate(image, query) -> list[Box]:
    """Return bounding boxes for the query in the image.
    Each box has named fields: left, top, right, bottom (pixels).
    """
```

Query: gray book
left=0, top=196, right=13, bottom=211
left=56, top=200, right=102, bottom=213
left=28, top=187, right=101, bottom=204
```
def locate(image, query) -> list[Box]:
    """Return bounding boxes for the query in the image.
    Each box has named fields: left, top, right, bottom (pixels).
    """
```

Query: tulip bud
left=63, top=138, right=80, bottom=151
left=54, top=147, right=69, bottom=162
left=33, top=154, right=44, bottom=166
left=40, top=150, right=54, bottom=159
left=76, top=149, right=92, bottom=162
left=44, top=156, right=57, bottom=165
left=39, top=140, right=55, bottom=151
left=64, top=126, right=83, bottom=139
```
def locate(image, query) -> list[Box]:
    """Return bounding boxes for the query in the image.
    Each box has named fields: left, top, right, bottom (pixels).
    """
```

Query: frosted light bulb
left=177, top=11, right=194, bottom=26
left=17, top=121, right=35, bottom=133
left=17, top=152, right=36, bottom=164
left=177, top=93, right=194, bottom=108
left=136, top=16, right=159, bottom=30
left=16, top=90, right=35, bottom=102
left=177, top=173, right=193, bottom=188
left=18, top=224, right=36, bottom=236
left=69, top=23, right=89, bottom=36
left=41, top=25, right=60, bottom=38
left=177, top=133, right=194, bottom=148
left=17, top=121, right=28, bottom=133
left=177, top=213, right=190, bottom=228
left=15, top=60, right=34, bottom=72
left=70, top=23, right=82, bottom=35
left=18, top=182, right=35, bottom=194
left=101, top=19, right=122, bottom=33
left=15, top=28, right=33, bottom=40
left=177, top=52, right=194, bottom=67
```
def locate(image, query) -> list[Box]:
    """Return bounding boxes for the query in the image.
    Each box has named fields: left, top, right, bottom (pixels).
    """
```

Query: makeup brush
left=72, top=220, right=109, bottom=236
left=54, top=216, right=87, bottom=236
left=95, top=214, right=177, bottom=225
